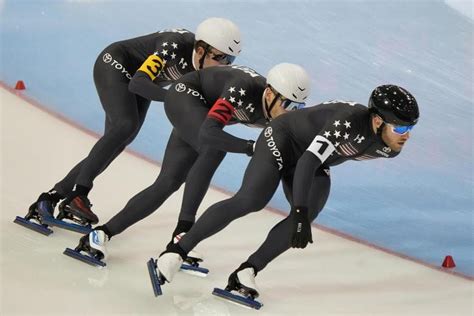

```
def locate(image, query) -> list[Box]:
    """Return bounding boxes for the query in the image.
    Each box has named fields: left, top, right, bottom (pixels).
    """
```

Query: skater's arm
left=199, top=98, right=255, bottom=156
left=289, top=136, right=334, bottom=249
left=129, top=71, right=168, bottom=101
left=293, top=135, right=335, bottom=208
left=289, top=152, right=321, bottom=249
left=129, top=53, right=168, bottom=101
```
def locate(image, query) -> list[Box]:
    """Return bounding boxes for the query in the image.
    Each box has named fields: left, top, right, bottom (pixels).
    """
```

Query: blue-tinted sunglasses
left=390, top=124, right=414, bottom=135
left=281, top=99, right=305, bottom=111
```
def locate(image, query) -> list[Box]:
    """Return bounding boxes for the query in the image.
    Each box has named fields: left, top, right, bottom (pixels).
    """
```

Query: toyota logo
left=264, top=127, right=273, bottom=138
left=382, top=146, right=392, bottom=153
left=175, top=83, right=186, bottom=93
left=103, top=53, right=113, bottom=63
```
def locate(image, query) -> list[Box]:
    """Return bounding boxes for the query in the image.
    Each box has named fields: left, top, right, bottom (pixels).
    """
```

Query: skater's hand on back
left=289, top=206, right=313, bottom=249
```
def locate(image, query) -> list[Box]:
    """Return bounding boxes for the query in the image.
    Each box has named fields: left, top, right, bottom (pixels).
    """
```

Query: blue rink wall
left=1, top=0, right=472, bottom=276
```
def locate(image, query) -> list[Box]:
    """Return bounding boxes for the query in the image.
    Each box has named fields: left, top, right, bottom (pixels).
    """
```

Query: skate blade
left=13, top=216, right=53, bottom=236
left=42, top=217, right=92, bottom=234
left=212, top=287, right=263, bottom=310
left=180, top=263, right=209, bottom=277
left=147, top=258, right=163, bottom=296
left=63, top=248, right=106, bottom=267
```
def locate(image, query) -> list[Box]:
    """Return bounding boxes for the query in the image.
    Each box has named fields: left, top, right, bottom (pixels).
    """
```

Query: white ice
left=1, top=87, right=472, bottom=315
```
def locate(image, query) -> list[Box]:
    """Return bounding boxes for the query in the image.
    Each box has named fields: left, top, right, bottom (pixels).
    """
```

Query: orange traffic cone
left=15, top=80, right=26, bottom=90
left=441, top=255, right=456, bottom=268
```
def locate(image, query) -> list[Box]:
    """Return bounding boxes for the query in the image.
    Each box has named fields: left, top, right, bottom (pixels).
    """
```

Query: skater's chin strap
left=375, top=121, right=391, bottom=147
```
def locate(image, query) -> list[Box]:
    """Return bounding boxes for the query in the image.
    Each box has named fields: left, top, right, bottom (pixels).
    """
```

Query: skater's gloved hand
left=289, top=206, right=313, bottom=249
left=245, top=140, right=256, bottom=157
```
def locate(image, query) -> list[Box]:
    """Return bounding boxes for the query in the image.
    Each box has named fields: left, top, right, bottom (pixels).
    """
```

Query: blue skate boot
left=14, top=192, right=58, bottom=236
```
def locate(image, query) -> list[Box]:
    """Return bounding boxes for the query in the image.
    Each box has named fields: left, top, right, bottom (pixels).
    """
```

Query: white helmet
left=195, top=17, right=242, bottom=56
left=266, top=63, right=311, bottom=103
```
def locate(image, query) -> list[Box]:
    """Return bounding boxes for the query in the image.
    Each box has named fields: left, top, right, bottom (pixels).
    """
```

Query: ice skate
left=44, top=196, right=96, bottom=234
left=212, top=264, right=263, bottom=310
left=147, top=252, right=183, bottom=297
left=63, top=229, right=108, bottom=267
left=172, top=233, right=209, bottom=276
left=13, top=193, right=57, bottom=236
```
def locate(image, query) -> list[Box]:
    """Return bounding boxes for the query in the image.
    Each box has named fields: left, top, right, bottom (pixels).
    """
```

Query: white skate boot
left=157, top=252, right=183, bottom=282
left=63, top=229, right=109, bottom=267
left=173, top=232, right=209, bottom=276
left=212, top=263, right=263, bottom=309
left=147, top=251, right=183, bottom=297
left=229, top=267, right=260, bottom=299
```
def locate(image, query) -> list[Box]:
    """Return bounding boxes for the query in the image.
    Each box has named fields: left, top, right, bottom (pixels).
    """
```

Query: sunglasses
left=389, top=124, right=414, bottom=135
left=280, top=96, right=305, bottom=111
left=208, top=50, right=236, bottom=65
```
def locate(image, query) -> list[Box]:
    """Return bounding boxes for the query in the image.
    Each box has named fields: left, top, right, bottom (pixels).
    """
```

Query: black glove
left=289, top=206, right=313, bottom=249
left=245, top=140, right=255, bottom=156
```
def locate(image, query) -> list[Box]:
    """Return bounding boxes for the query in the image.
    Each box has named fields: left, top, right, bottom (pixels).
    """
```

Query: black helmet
left=368, top=85, right=419, bottom=126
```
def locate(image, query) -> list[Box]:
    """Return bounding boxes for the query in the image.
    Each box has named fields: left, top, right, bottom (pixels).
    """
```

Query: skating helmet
left=266, top=63, right=311, bottom=110
left=368, top=85, right=419, bottom=126
left=195, top=17, right=242, bottom=57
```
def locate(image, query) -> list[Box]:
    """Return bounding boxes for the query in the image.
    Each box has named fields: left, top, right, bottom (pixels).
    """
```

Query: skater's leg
left=178, top=153, right=282, bottom=254
left=106, top=90, right=208, bottom=235
left=85, top=94, right=150, bottom=181
left=68, top=130, right=197, bottom=265
left=156, top=123, right=290, bottom=287
left=161, top=87, right=219, bottom=236
left=156, top=154, right=281, bottom=284
left=173, top=146, right=226, bottom=231
left=157, top=154, right=280, bottom=282
left=163, top=85, right=208, bottom=151
left=53, top=54, right=150, bottom=196
left=72, top=84, right=145, bottom=190
left=213, top=168, right=330, bottom=303
left=246, top=167, right=331, bottom=272
left=56, top=75, right=150, bottom=224
left=104, top=130, right=198, bottom=236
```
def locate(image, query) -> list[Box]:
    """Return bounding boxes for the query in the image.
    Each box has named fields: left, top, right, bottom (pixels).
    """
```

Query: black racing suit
left=177, top=100, right=400, bottom=272
left=105, top=65, right=269, bottom=236
left=52, top=29, right=196, bottom=196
